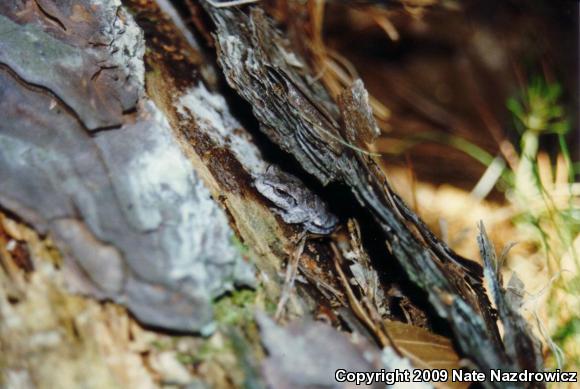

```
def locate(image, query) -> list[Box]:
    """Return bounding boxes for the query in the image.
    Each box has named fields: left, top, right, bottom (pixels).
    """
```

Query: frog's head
left=254, top=166, right=301, bottom=210
left=255, top=179, right=298, bottom=209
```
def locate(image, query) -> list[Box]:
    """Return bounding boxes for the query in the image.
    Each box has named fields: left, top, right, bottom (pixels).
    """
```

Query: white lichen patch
left=105, top=4, right=146, bottom=96
left=177, top=82, right=267, bottom=176
left=95, top=100, right=255, bottom=300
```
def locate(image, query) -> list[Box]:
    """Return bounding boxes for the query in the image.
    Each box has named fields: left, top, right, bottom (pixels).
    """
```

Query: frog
left=254, top=166, right=338, bottom=235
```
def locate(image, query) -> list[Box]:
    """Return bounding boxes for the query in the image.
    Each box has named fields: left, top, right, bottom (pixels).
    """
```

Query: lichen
left=177, top=82, right=267, bottom=176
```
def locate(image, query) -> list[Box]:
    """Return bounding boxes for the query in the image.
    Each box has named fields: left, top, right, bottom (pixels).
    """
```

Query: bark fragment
left=256, top=312, right=382, bottom=389
left=478, top=224, right=544, bottom=384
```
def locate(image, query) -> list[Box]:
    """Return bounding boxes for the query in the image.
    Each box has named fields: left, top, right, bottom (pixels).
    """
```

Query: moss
left=150, top=339, right=174, bottom=351
left=175, top=351, right=199, bottom=365
left=213, top=289, right=257, bottom=327
left=264, top=299, right=277, bottom=316
left=177, top=335, right=233, bottom=366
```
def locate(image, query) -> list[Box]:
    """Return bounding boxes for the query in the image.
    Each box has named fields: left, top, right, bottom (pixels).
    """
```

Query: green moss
left=177, top=336, right=235, bottom=366
left=176, top=349, right=201, bottom=365
left=264, top=299, right=277, bottom=316
left=213, top=289, right=257, bottom=327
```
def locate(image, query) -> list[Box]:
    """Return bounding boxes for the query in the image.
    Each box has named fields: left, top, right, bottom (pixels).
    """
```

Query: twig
left=274, top=234, right=306, bottom=321
left=520, top=270, right=574, bottom=369
left=206, top=0, right=259, bottom=8
left=296, top=109, right=381, bottom=157
left=470, top=156, right=506, bottom=200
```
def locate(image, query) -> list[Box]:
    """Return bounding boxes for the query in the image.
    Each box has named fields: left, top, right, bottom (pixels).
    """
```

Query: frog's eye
left=272, top=187, right=298, bottom=206
left=272, top=186, right=287, bottom=196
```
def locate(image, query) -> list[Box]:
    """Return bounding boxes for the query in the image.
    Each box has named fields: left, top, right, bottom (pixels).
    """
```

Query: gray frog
left=254, top=166, right=338, bottom=235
